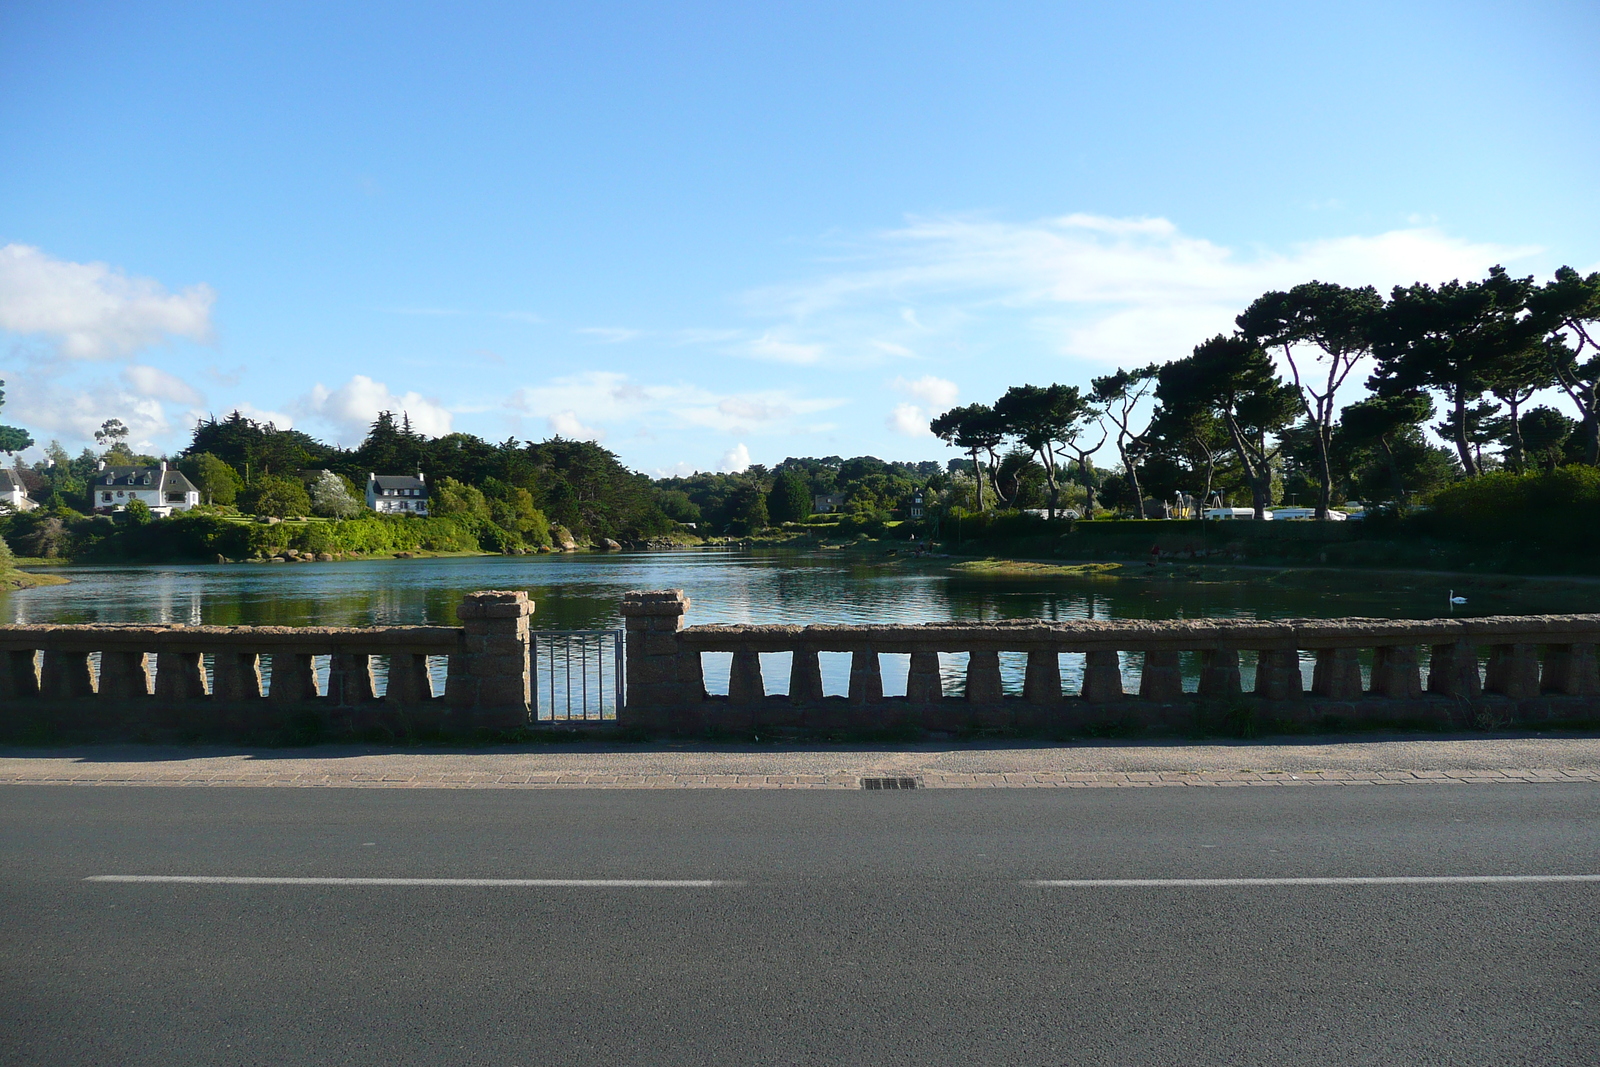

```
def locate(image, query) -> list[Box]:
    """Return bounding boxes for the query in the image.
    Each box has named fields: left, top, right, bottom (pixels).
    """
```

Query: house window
left=116, top=490, right=124, bottom=498
left=166, top=493, right=184, bottom=503
left=102, top=492, right=113, bottom=502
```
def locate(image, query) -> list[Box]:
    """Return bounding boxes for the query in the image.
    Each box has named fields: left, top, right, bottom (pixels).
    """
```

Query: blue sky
left=2, top=0, right=1597, bottom=474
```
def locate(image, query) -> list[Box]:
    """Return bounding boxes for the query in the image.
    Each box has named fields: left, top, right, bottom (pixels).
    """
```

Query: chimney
left=417, top=471, right=425, bottom=483
left=161, top=460, right=168, bottom=471
left=98, top=460, right=106, bottom=471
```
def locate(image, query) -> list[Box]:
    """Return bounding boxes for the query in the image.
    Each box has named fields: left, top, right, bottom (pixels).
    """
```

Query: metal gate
left=531, top=629, right=624, bottom=722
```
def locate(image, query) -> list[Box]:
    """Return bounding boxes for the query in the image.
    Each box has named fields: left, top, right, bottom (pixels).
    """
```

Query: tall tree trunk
left=1313, top=425, right=1333, bottom=519
left=969, top=450, right=985, bottom=510
left=1222, top=414, right=1273, bottom=520
left=1450, top=390, right=1479, bottom=476
left=1505, top=396, right=1527, bottom=473
left=1120, top=444, right=1145, bottom=519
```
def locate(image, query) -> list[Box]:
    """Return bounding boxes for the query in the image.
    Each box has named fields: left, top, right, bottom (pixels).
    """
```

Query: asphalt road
left=3, top=785, right=1597, bottom=1065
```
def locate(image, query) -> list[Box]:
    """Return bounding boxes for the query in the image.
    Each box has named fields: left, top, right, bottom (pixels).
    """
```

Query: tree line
left=930, top=265, right=1600, bottom=520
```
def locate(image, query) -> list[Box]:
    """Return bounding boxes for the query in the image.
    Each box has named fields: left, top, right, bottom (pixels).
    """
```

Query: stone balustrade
left=620, top=590, right=1600, bottom=735
left=0, top=590, right=534, bottom=740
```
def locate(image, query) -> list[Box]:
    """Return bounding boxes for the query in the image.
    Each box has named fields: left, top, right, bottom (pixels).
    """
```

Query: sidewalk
left=3, top=734, right=1599, bottom=789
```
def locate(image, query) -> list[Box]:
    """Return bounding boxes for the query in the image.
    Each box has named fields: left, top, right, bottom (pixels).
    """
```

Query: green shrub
left=1415, top=468, right=1600, bottom=552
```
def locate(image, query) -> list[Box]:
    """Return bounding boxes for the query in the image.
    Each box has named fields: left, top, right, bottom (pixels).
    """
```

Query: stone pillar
left=1540, top=644, right=1599, bottom=696
left=1140, top=650, right=1184, bottom=702
left=789, top=647, right=824, bottom=704
left=1484, top=643, right=1540, bottom=700
left=328, top=653, right=376, bottom=706
left=1023, top=651, right=1062, bottom=703
left=445, top=590, right=533, bottom=732
left=1311, top=648, right=1363, bottom=700
left=40, top=651, right=95, bottom=700
left=154, top=652, right=208, bottom=701
left=210, top=652, right=262, bottom=702
left=98, top=651, right=153, bottom=701
left=268, top=653, right=318, bottom=704
left=1254, top=649, right=1302, bottom=700
left=729, top=650, right=765, bottom=704
left=1081, top=650, right=1124, bottom=703
left=965, top=650, right=1004, bottom=703
left=848, top=650, right=883, bottom=704
left=1428, top=640, right=1481, bottom=699
left=1197, top=649, right=1240, bottom=698
left=0, top=649, right=40, bottom=699
left=1369, top=646, right=1422, bottom=699
left=620, top=590, right=698, bottom=731
left=905, top=651, right=942, bottom=704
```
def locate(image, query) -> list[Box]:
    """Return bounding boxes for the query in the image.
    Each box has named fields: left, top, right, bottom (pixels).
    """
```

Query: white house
left=366, top=472, right=429, bottom=515
left=0, top=470, right=37, bottom=511
left=90, top=461, right=201, bottom=516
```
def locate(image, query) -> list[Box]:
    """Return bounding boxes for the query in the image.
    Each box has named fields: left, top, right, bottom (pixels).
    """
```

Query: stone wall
left=617, top=591, right=1600, bottom=736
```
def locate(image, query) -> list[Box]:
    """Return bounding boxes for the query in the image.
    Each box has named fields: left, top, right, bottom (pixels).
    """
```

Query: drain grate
left=860, top=777, right=919, bottom=791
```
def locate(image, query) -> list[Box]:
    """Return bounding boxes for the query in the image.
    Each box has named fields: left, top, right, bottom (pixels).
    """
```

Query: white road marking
left=1025, top=875, right=1600, bottom=887
left=85, top=876, right=742, bottom=887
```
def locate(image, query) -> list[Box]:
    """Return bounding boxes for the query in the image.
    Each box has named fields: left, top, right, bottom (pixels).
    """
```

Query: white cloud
left=740, top=214, right=1538, bottom=370
left=722, top=443, right=751, bottom=472
left=508, top=371, right=844, bottom=437
left=228, top=402, right=295, bottom=429
left=887, top=402, right=931, bottom=437
left=123, top=365, right=203, bottom=406
left=4, top=375, right=172, bottom=449
left=743, top=331, right=824, bottom=365
left=300, top=374, right=453, bottom=439
left=0, top=244, right=214, bottom=359
left=548, top=410, right=604, bottom=440
left=892, top=374, right=958, bottom=408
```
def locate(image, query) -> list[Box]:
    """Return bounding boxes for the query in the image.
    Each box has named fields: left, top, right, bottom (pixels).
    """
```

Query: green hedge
left=1412, top=468, right=1600, bottom=553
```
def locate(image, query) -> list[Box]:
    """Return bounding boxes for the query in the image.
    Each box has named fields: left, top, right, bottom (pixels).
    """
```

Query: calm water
left=8, top=549, right=1595, bottom=699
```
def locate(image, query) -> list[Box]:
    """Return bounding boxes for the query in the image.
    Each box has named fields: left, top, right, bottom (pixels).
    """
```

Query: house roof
left=369, top=474, right=427, bottom=492
left=92, top=466, right=198, bottom=495
left=0, top=470, right=23, bottom=494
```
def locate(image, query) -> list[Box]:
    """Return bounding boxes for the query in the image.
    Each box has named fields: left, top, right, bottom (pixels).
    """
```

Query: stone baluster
left=40, top=650, right=95, bottom=700
left=1140, top=650, right=1184, bottom=701
left=905, top=651, right=942, bottom=703
left=210, top=652, right=262, bottom=702
left=328, top=653, right=376, bottom=706
left=848, top=650, right=883, bottom=704
left=154, top=652, right=208, bottom=701
left=1484, top=643, right=1540, bottom=700
left=1253, top=649, right=1302, bottom=700
left=965, top=650, right=1004, bottom=703
left=1428, top=640, right=1481, bottom=699
left=1081, top=650, right=1124, bottom=703
left=268, top=652, right=318, bottom=704
left=1024, top=651, right=1062, bottom=703
left=728, top=650, right=765, bottom=704
left=1539, top=644, right=1599, bottom=696
left=385, top=653, right=435, bottom=704
left=98, top=651, right=153, bottom=700
left=1369, top=646, right=1421, bottom=699
left=789, top=646, right=824, bottom=704
left=1197, top=649, right=1241, bottom=698
left=1311, top=648, right=1363, bottom=700
left=445, top=590, right=533, bottom=732
left=0, top=649, right=40, bottom=699
left=620, top=590, right=698, bottom=732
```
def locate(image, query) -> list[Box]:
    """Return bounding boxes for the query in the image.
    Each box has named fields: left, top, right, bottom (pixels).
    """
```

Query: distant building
left=0, top=470, right=38, bottom=512
left=366, top=472, right=429, bottom=515
left=90, top=461, right=201, bottom=516
left=813, top=492, right=845, bottom=514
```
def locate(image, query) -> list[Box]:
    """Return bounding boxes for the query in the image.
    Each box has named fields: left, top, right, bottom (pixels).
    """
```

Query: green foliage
left=124, top=499, right=152, bottom=525
left=1415, top=467, right=1600, bottom=552
left=431, top=476, right=492, bottom=522
left=766, top=469, right=812, bottom=523
left=241, top=475, right=312, bottom=518
left=179, top=452, right=244, bottom=505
